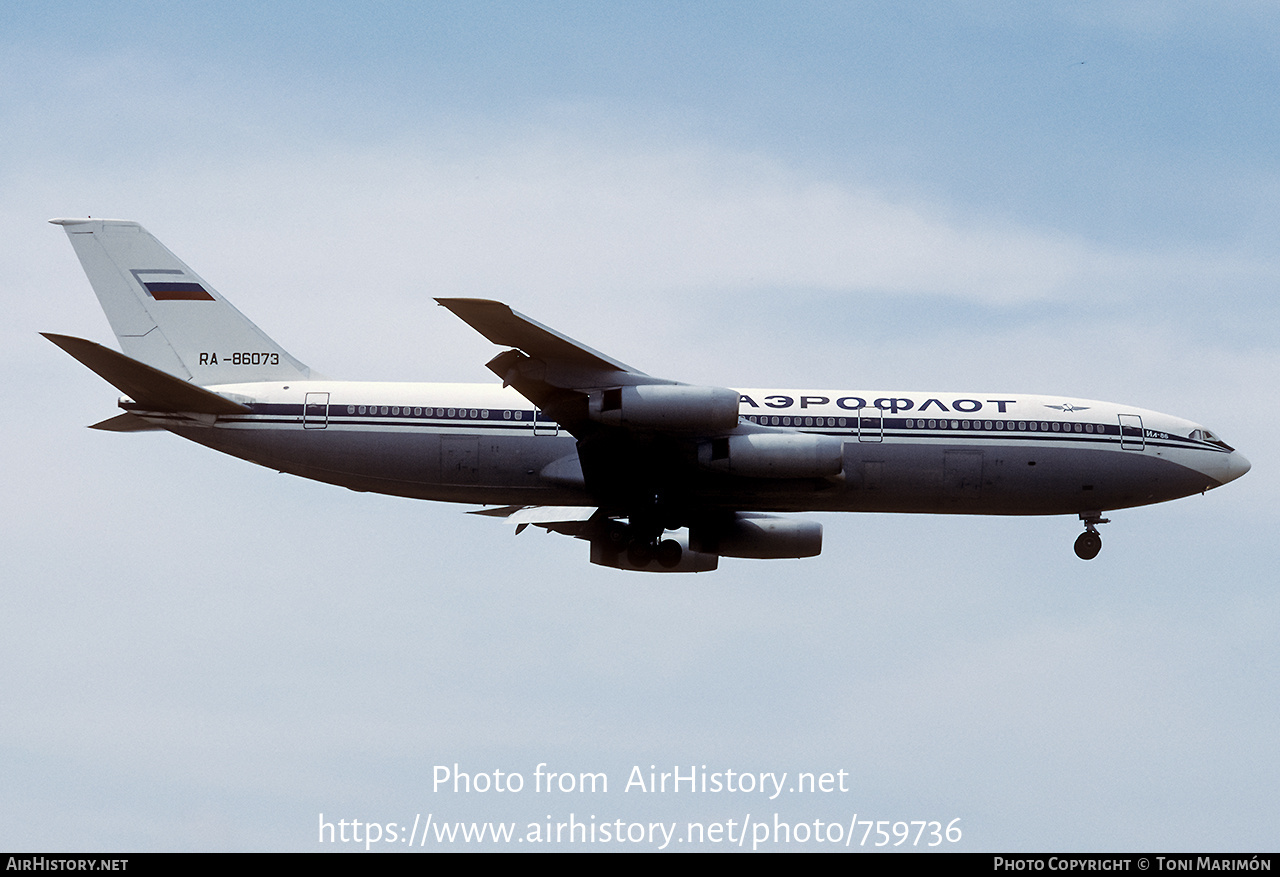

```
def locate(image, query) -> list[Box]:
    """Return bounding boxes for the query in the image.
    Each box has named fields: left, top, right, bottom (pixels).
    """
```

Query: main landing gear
left=1074, top=513, right=1110, bottom=560
left=627, top=536, right=683, bottom=569
left=602, top=518, right=684, bottom=569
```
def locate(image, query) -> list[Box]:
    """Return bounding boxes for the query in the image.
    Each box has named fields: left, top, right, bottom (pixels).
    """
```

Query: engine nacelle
left=698, top=432, right=844, bottom=479
left=588, top=385, right=740, bottom=433
left=689, top=513, right=823, bottom=559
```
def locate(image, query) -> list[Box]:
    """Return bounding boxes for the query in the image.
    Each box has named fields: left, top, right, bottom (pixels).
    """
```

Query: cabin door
left=303, top=392, right=329, bottom=429
left=1118, top=414, right=1145, bottom=450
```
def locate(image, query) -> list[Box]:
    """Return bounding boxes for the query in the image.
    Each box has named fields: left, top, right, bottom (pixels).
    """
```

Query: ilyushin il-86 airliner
left=45, top=218, right=1250, bottom=572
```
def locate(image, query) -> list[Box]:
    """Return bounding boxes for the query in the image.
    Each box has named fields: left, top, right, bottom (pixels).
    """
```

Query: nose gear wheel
left=1074, top=513, right=1110, bottom=560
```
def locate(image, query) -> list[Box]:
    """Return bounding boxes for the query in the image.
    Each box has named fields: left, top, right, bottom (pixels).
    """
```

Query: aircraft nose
left=1213, top=450, right=1254, bottom=486
left=1220, top=450, right=1251, bottom=485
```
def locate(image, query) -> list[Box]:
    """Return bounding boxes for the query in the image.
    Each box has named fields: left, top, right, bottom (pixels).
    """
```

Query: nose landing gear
left=1074, top=513, right=1110, bottom=560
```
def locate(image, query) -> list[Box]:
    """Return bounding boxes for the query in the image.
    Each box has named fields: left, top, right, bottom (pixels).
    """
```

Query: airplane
left=43, top=218, right=1251, bottom=572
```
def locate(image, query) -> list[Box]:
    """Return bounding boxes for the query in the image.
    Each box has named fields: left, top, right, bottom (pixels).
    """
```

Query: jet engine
left=689, top=513, right=823, bottom=559
left=697, top=433, right=844, bottom=479
left=588, top=385, right=740, bottom=433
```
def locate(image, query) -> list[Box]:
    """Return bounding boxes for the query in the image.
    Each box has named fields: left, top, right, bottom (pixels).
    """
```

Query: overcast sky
left=3, top=1, right=1277, bottom=851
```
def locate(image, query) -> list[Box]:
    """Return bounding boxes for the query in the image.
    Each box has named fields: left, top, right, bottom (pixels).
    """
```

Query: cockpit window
left=1192, top=428, right=1234, bottom=451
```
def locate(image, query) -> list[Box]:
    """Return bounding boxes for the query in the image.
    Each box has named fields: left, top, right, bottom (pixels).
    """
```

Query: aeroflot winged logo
left=44, top=217, right=1251, bottom=571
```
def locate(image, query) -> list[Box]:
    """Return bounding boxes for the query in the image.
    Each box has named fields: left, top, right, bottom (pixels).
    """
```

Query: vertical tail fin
left=50, top=218, right=315, bottom=384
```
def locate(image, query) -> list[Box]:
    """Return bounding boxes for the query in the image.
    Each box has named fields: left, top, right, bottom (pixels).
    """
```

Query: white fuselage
left=138, top=380, right=1250, bottom=518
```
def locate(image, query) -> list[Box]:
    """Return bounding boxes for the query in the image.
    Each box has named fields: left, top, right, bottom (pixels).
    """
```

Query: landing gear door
left=303, top=392, right=329, bottom=429
left=1118, top=414, right=1144, bottom=450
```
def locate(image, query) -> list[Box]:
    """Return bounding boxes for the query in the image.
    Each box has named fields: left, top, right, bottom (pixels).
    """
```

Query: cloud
left=122, top=135, right=1108, bottom=307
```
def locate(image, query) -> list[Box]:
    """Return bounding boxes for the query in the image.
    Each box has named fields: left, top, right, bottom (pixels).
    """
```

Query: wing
left=437, top=297, right=738, bottom=512
left=434, top=298, right=639, bottom=377
left=438, top=299, right=829, bottom=570
left=436, top=298, right=742, bottom=438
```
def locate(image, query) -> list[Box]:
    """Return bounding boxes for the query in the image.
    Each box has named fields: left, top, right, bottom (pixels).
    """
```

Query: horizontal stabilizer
left=90, top=413, right=164, bottom=432
left=42, top=333, right=250, bottom=415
